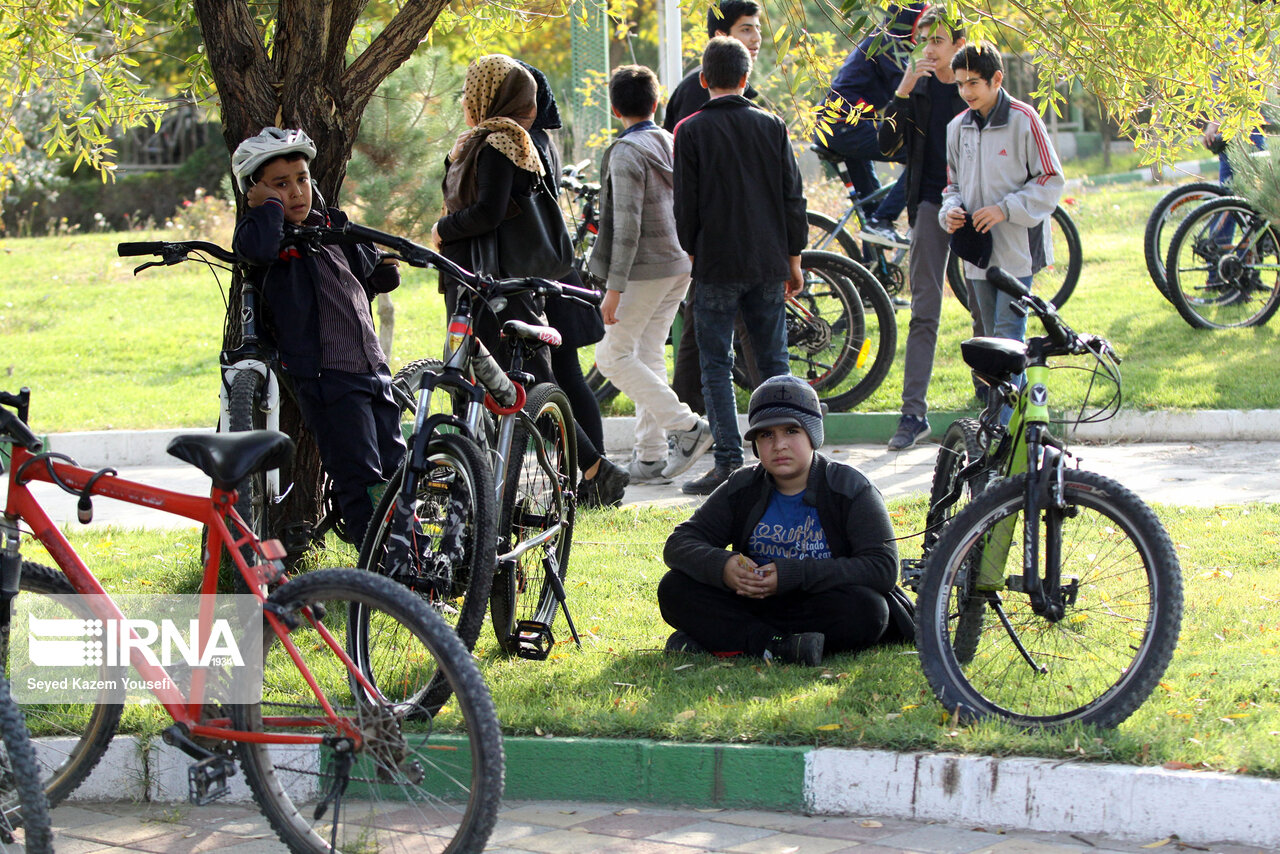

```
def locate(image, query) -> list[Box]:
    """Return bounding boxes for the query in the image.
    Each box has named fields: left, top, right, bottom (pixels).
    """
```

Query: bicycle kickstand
left=542, top=546, right=581, bottom=648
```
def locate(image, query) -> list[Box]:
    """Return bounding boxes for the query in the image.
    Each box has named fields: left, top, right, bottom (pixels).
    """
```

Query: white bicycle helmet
left=231, top=127, right=317, bottom=192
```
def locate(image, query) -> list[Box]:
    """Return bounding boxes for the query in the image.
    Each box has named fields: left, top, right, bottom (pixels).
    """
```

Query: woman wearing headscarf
left=433, top=54, right=628, bottom=507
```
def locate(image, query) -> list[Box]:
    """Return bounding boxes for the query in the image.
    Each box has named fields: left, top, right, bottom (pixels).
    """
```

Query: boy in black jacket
left=672, top=37, right=807, bottom=496
left=658, top=375, right=903, bottom=666
left=231, top=127, right=404, bottom=545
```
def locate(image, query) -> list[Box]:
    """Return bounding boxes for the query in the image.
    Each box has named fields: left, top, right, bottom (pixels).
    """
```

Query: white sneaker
left=627, top=455, right=673, bottom=484
left=663, top=419, right=714, bottom=478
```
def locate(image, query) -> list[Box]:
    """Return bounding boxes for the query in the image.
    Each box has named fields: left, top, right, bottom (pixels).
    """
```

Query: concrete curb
left=53, top=735, right=1280, bottom=848
left=43, top=409, right=1280, bottom=468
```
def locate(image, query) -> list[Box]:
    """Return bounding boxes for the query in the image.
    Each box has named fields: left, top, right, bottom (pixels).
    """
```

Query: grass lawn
left=19, top=499, right=1280, bottom=779
left=4, top=179, right=1280, bottom=432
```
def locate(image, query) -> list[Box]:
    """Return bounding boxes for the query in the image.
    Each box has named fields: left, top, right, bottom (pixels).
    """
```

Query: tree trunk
left=190, top=0, right=449, bottom=556
left=377, top=293, right=395, bottom=359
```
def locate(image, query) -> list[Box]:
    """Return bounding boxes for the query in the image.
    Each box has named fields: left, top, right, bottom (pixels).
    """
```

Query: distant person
left=658, top=375, right=907, bottom=666
left=878, top=6, right=967, bottom=451
left=232, top=127, right=405, bottom=545
left=431, top=54, right=628, bottom=506
left=941, top=44, right=1064, bottom=347
left=672, top=37, right=806, bottom=495
left=590, top=65, right=713, bottom=483
left=814, top=2, right=925, bottom=242
left=663, top=0, right=763, bottom=419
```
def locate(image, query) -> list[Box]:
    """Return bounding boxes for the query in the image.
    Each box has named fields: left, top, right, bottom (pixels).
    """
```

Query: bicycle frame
left=2, top=443, right=376, bottom=748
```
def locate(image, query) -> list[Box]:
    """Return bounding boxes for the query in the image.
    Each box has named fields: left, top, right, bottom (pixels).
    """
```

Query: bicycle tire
left=1143, top=181, right=1227, bottom=300
left=391, top=358, right=444, bottom=424
left=806, top=210, right=862, bottom=258
left=1164, top=195, right=1280, bottom=329
left=946, top=205, right=1081, bottom=310
left=0, top=676, right=52, bottom=853
left=777, top=250, right=896, bottom=412
left=916, top=469, right=1183, bottom=729
left=4, top=563, right=122, bottom=809
left=228, top=370, right=272, bottom=541
left=490, top=383, right=577, bottom=654
left=359, top=432, right=497, bottom=659
left=923, top=418, right=994, bottom=557
left=232, top=569, right=503, bottom=854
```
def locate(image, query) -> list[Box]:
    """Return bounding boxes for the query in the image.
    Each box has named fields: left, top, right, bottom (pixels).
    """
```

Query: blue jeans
left=968, top=274, right=1032, bottom=425
left=820, top=120, right=907, bottom=224
left=694, top=280, right=790, bottom=468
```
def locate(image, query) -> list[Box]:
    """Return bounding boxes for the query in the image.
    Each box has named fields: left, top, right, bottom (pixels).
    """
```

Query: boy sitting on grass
left=231, top=126, right=404, bottom=546
left=657, top=375, right=909, bottom=666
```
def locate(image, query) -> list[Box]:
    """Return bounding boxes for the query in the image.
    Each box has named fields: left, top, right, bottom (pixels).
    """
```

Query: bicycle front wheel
left=916, top=469, right=1183, bottom=729
left=228, top=370, right=273, bottom=541
left=806, top=209, right=861, bottom=257
left=0, top=676, right=52, bottom=854
left=359, top=432, right=497, bottom=655
left=1143, top=181, right=1227, bottom=300
left=1164, top=195, right=1280, bottom=329
left=947, top=205, right=1081, bottom=310
left=490, top=383, right=577, bottom=654
left=233, top=569, right=504, bottom=854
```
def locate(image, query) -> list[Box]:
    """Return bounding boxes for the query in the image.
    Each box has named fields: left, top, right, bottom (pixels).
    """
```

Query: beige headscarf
left=443, top=55, right=544, bottom=213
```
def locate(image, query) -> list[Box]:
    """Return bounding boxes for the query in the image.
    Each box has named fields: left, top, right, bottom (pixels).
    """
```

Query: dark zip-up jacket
left=662, top=66, right=759, bottom=131
left=233, top=202, right=398, bottom=378
left=663, top=453, right=898, bottom=596
left=878, top=75, right=968, bottom=225
left=672, top=95, right=806, bottom=286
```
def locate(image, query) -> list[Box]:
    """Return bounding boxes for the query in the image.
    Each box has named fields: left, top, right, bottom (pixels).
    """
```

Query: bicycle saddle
left=961, top=337, right=1028, bottom=384
left=809, top=143, right=844, bottom=164
left=166, top=430, right=295, bottom=490
left=501, top=319, right=562, bottom=349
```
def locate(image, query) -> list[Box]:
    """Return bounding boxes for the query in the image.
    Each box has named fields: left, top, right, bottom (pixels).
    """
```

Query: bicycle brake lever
left=132, top=260, right=166, bottom=275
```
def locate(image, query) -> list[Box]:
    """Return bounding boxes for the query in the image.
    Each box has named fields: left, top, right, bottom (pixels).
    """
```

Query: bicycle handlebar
left=0, top=391, right=42, bottom=452
left=987, top=266, right=1119, bottom=362
left=117, top=240, right=238, bottom=266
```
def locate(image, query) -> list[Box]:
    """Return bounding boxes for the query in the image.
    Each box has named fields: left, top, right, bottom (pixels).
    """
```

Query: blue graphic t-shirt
left=748, top=490, right=832, bottom=563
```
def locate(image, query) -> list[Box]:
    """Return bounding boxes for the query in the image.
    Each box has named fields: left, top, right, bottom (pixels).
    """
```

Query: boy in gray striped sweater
left=591, top=65, right=713, bottom=483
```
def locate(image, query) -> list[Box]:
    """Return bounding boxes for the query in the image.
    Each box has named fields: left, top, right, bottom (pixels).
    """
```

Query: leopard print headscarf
left=443, top=55, right=544, bottom=213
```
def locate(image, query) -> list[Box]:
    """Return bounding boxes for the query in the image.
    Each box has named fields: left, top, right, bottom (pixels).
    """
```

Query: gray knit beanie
left=744, top=374, right=824, bottom=450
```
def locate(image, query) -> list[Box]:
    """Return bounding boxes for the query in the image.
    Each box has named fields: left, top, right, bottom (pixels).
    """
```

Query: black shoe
left=680, top=464, right=740, bottom=496
left=664, top=631, right=707, bottom=654
left=764, top=632, right=825, bottom=666
left=577, top=457, right=630, bottom=508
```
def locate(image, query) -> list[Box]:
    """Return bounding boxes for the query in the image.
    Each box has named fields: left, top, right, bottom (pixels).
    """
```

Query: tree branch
left=342, top=0, right=450, bottom=116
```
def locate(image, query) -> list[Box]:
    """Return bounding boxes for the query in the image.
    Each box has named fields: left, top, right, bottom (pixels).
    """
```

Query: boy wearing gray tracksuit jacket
left=591, top=65, right=711, bottom=483
left=940, top=44, right=1064, bottom=344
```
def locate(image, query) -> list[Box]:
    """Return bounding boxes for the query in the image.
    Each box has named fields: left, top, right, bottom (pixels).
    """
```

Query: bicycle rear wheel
left=1164, top=195, right=1280, bottom=329
left=0, top=676, right=52, bottom=854
left=806, top=209, right=861, bottom=258
left=3, top=562, right=123, bottom=809
left=916, top=469, right=1183, bottom=728
left=947, top=205, right=1081, bottom=310
left=359, top=432, right=497, bottom=657
left=776, top=250, right=895, bottom=412
left=490, top=383, right=577, bottom=654
left=233, top=569, right=503, bottom=854
left=1143, top=181, right=1227, bottom=300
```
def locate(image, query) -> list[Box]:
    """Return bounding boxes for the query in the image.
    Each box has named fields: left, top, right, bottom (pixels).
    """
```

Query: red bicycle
left=1, top=388, right=502, bottom=853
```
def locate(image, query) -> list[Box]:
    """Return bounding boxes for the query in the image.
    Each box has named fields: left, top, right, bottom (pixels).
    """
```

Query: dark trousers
left=292, top=365, right=406, bottom=545
left=551, top=344, right=605, bottom=464
left=671, top=287, right=706, bottom=415
left=657, top=570, right=890, bottom=656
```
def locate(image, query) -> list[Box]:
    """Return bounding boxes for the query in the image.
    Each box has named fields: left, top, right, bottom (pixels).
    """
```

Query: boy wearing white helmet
left=658, top=374, right=912, bottom=665
left=232, top=127, right=404, bottom=545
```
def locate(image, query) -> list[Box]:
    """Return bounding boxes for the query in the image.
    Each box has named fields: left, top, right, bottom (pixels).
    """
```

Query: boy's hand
left=785, top=255, right=803, bottom=297
left=971, top=205, right=1006, bottom=233
left=944, top=207, right=967, bottom=233
left=430, top=222, right=442, bottom=249
left=1202, top=121, right=1221, bottom=150
left=246, top=182, right=285, bottom=209
left=723, top=555, right=777, bottom=599
left=895, top=55, right=936, bottom=97
left=601, top=290, right=621, bottom=324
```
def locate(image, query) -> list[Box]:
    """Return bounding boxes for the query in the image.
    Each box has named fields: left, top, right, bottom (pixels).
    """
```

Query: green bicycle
left=903, top=267, right=1183, bottom=729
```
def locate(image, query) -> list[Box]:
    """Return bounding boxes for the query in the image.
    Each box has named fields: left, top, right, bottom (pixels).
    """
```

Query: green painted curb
left=823, top=411, right=979, bottom=444
left=502, top=737, right=808, bottom=811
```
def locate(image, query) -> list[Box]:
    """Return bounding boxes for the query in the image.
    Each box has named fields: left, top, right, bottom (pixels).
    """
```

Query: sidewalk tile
left=648, top=819, right=775, bottom=848
left=132, top=830, right=259, bottom=853
left=51, top=805, right=128, bottom=831
left=876, top=824, right=1009, bottom=853
left=574, top=809, right=703, bottom=839
left=724, top=830, right=859, bottom=853
left=499, top=802, right=618, bottom=828
left=707, top=809, right=825, bottom=832
left=792, top=815, right=920, bottom=842
left=60, top=815, right=181, bottom=846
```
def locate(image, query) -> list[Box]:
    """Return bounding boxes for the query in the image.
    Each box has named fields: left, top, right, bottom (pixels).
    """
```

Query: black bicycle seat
left=167, top=431, right=295, bottom=491
left=501, top=319, right=563, bottom=349
left=810, top=143, right=844, bottom=164
left=961, top=337, right=1028, bottom=383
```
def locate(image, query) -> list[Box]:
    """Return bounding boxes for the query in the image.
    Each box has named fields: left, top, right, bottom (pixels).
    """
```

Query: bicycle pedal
left=188, top=755, right=236, bottom=805
left=899, top=559, right=925, bottom=592
left=512, top=620, right=555, bottom=660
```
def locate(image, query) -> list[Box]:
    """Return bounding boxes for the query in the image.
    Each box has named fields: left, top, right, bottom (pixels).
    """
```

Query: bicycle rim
left=490, top=384, right=577, bottom=654
left=233, top=570, right=503, bottom=854
left=1144, top=182, right=1227, bottom=299
left=918, top=470, right=1182, bottom=728
left=1166, top=196, right=1280, bottom=329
